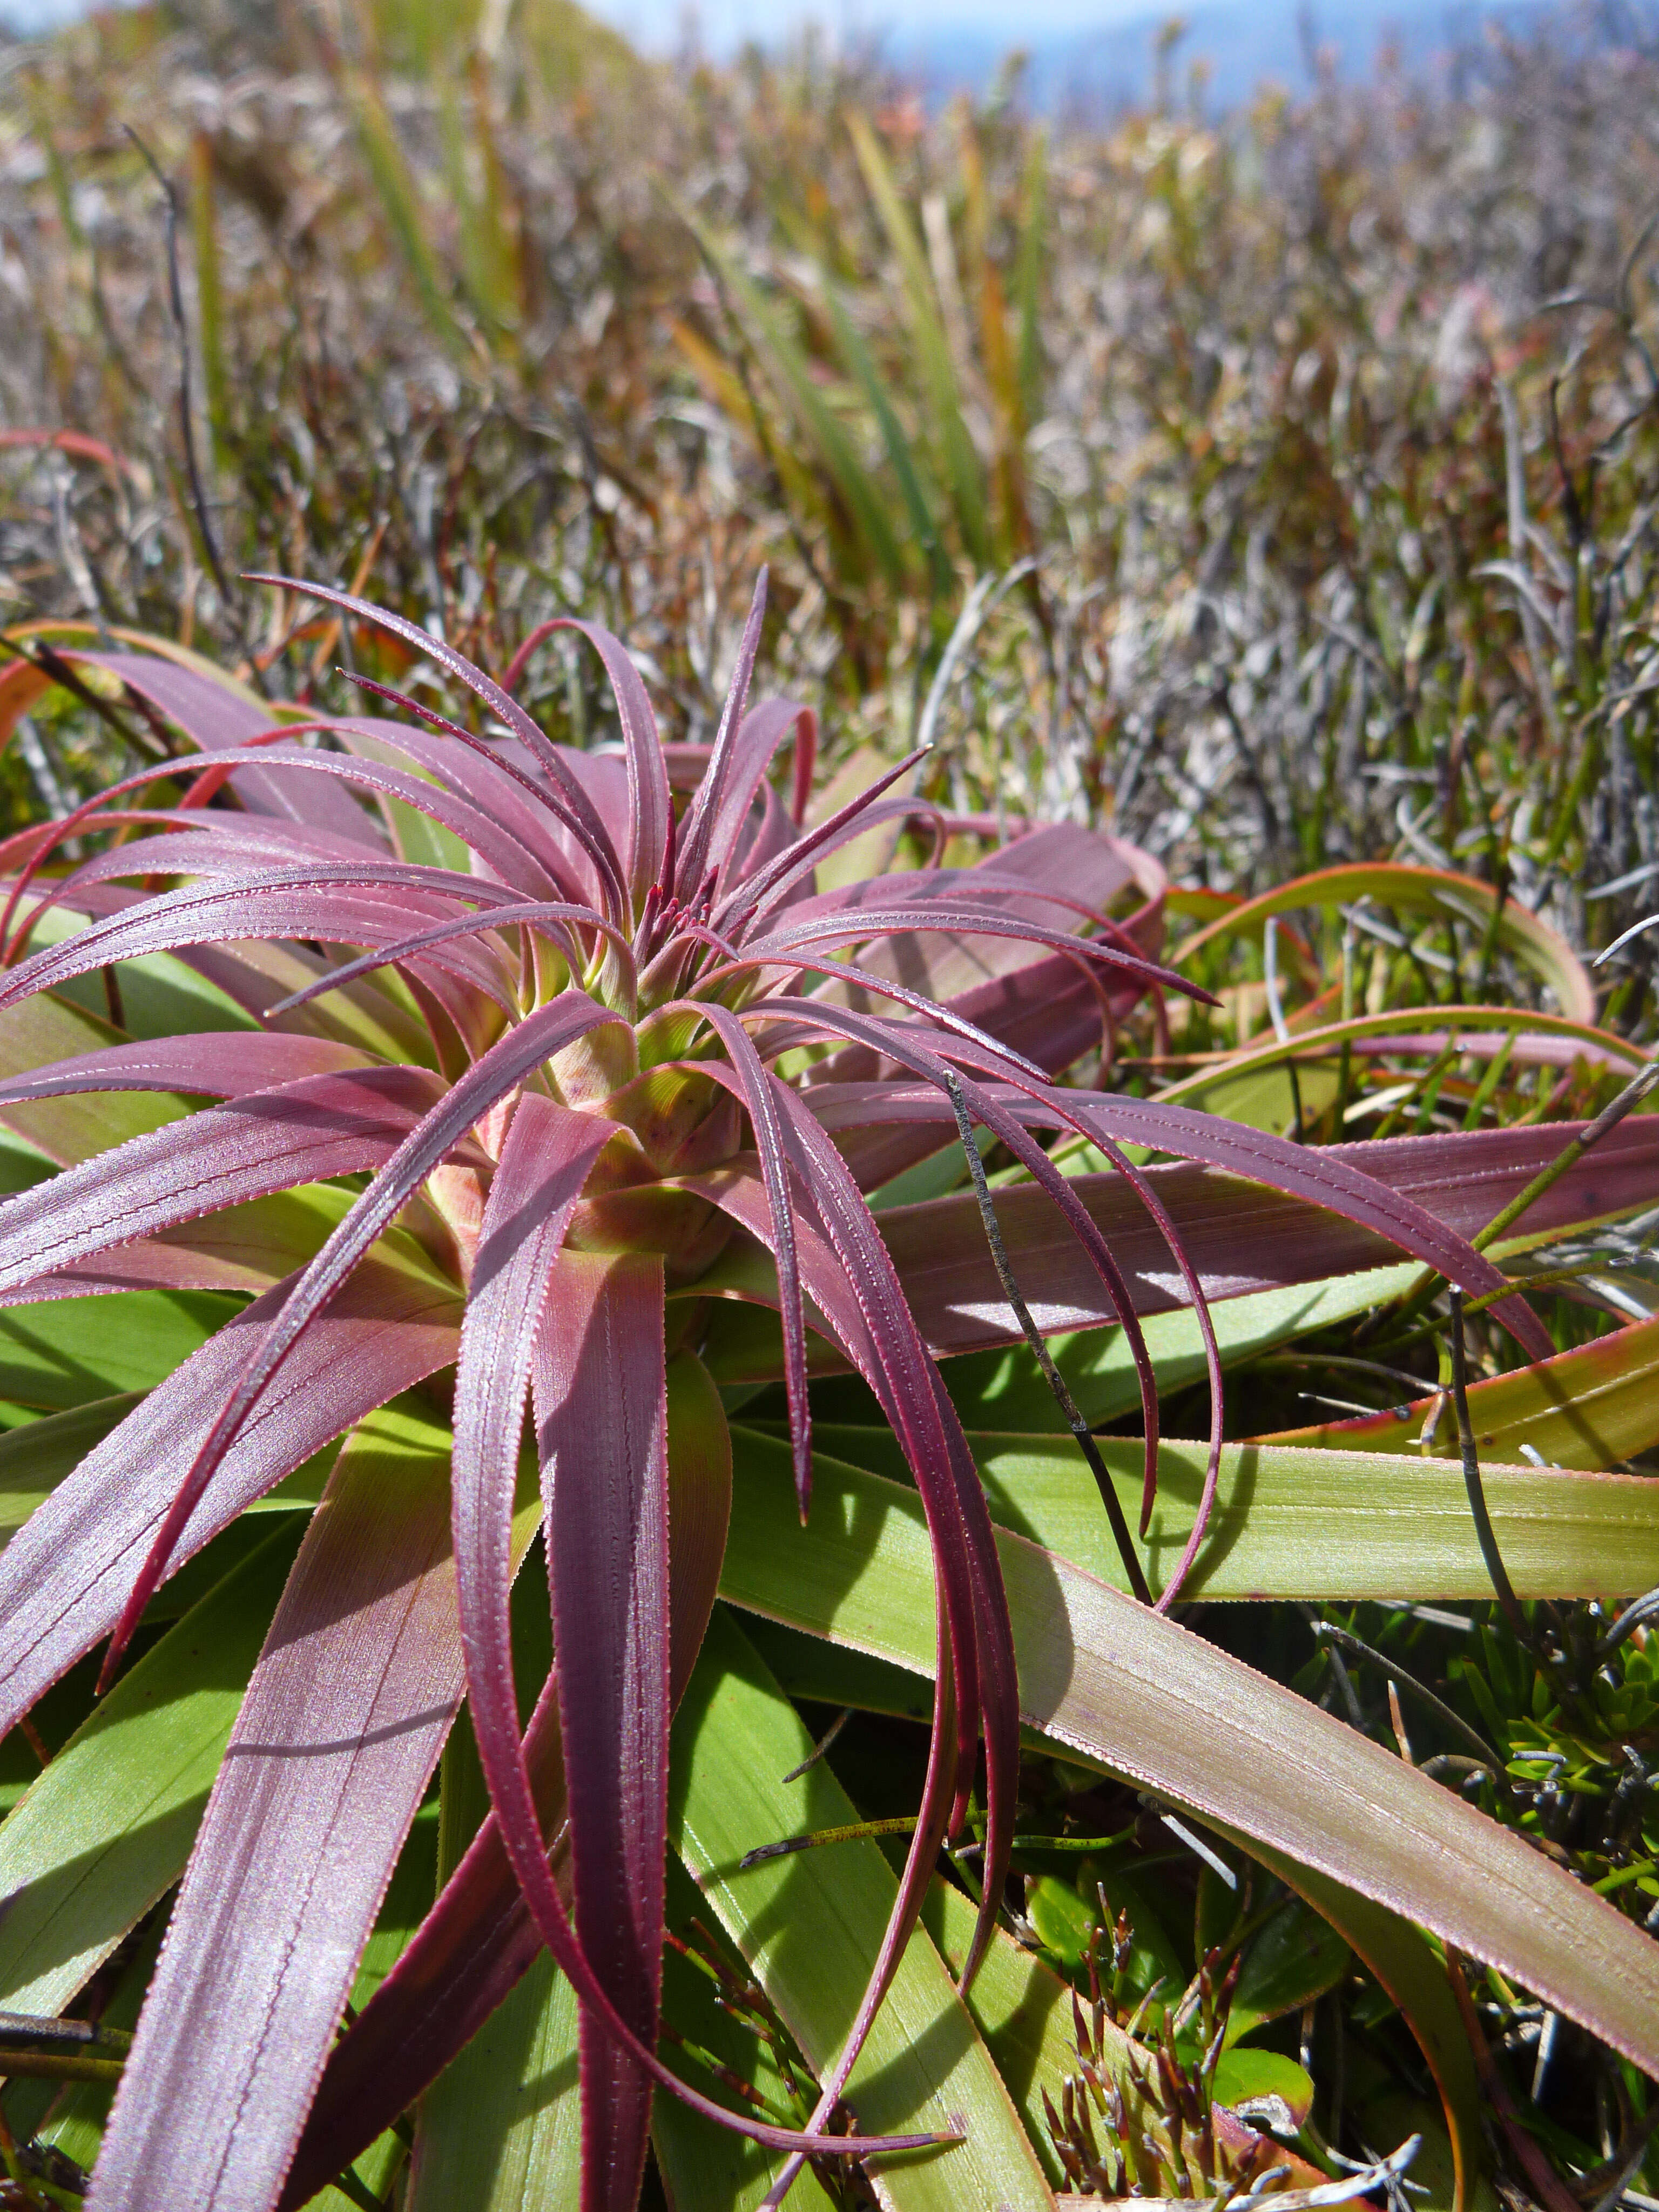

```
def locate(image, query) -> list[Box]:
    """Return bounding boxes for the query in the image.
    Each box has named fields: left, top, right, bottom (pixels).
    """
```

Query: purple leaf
left=750, top=901, right=1190, bottom=999
left=445, top=1172, right=946, bottom=2169
left=534, top=1252, right=671, bottom=2212
left=0, top=1035, right=376, bottom=1111
left=695, top=1011, right=812, bottom=1514
left=87, top=1412, right=466, bottom=2212
left=0, top=1067, right=458, bottom=1304
left=278, top=1355, right=734, bottom=2212
left=528, top=624, right=672, bottom=911
left=247, top=578, right=629, bottom=919
left=0, top=1255, right=461, bottom=1737
left=56, top=650, right=382, bottom=845
left=0, top=872, right=528, bottom=1016
left=100, top=995, right=623, bottom=1682
left=716, top=760, right=932, bottom=932
left=333, top=698, right=624, bottom=910
left=264, top=899, right=632, bottom=1024
left=276, top=1669, right=569, bottom=2212
left=690, top=1098, right=1006, bottom=2169
left=673, top=572, right=768, bottom=902
left=750, top=995, right=1170, bottom=1590
left=804, top=1082, right=1561, bottom=1363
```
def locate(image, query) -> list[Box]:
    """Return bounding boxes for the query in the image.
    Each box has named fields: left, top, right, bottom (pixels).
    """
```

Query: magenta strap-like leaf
left=87, top=1418, right=467, bottom=2212
left=535, top=1252, right=671, bottom=2212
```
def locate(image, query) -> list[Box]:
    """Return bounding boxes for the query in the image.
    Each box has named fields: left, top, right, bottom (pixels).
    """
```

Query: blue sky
left=1, top=0, right=1199, bottom=51
left=3, top=0, right=1533, bottom=104
left=590, top=0, right=1158, bottom=49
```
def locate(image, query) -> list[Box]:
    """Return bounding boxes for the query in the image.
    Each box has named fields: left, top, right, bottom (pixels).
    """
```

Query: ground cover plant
left=4, top=3, right=1659, bottom=2210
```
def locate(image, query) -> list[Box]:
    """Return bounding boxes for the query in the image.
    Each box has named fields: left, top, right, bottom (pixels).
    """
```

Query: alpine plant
left=0, top=574, right=1554, bottom=2212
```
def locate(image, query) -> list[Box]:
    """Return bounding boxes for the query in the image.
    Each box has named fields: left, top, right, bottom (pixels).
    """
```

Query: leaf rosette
left=0, top=575, right=1654, bottom=2212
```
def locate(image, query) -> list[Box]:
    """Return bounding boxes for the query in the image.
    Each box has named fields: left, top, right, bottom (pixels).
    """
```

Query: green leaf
left=943, top=1263, right=1422, bottom=1431
left=409, top=1955, right=581, bottom=2210
left=1155, top=1003, right=1645, bottom=1117
left=19, top=906, right=262, bottom=1044
left=754, top=1424, right=1659, bottom=1602
left=346, top=65, right=471, bottom=360
left=670, top=1606, right=1055, bottom=2210
left=1014, top=128, right=1047, bottom=430
left=0, top=1393, right=140, bottom=1547
left=918, top=1877, right=1327, bottom=2195
left=0, top=1289, right=241, bottom=1412
left=846, top=114, right=992, bottom=569
left=0, top=992, right=186, bottom=1164
left=6, top=1919, right=164, bottom=2179
left=0, top=1521, right=302, bottom=2014
left=1228, top=1895, right=1350, bottom=2043
left=821, top=284, right=952, bottom=601
left=407, top=1553, right=577, bottom=2212
left=1027, top=1869, right=1182, bottom=2013
left=1209, top=2048, right=1315, bottom=2131
left=684, top=214, right=908, bottom=590
left=1231, top=1850, right=1488, bottom=2212
left=717, top=1438, right=1659, bottom=2082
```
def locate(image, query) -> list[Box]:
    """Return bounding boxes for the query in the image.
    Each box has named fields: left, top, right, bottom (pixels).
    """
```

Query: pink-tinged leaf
left=689, top=1122, right=1015, bottom=2007
left=445, top=1159, right=950, bottom=2170
left=280, top=1670, right=571, bottom=2212
left=822, top=936, right=1166, bottom=1189
left=0, top=1033, right=376, bottom=1111
left=86, top=1408, right=467, bottom=2212
left=716, top=749, right=930, bottom=932
left=0, top=872, right=522, bottom=1017
left=53, top=649, right=382, bottom=845
left=696, top=1015, right=813, bottom=1513
left=0, top=1237, right=293, bottom=1304
left=279, top=1353, right=734, bottom=2211
left=0, top=1256, right=461, bottom=1738
left=0, top=1188, right=407, bottom=1308
left=534, top=1252, right=671, bottom=2212
left=541, top=621, right=671, bottom=908
left=822, top=819, right=1161, bottom=996
left=249, top=578, right=629, bottom=918
left=264, top=899, right=632, bottom=1024
left=333, top=705, right=621, bottom=910
left=703, top=700, right=818, bottom=901
left=52, top=817, right=404, bottom=893
left=745, top=996, right=1170, bottom=1582
left=1255, top=1309, right=1659, bottom=1468
left=14, top=736, right=568, bottom=908
left=809, top=1084, right=1561, bottom=1362
left=699, top=1116, right=1657, bottom=1389
left=0, top=1067, right=457, bottom=1304
left=748, top=901, right=1187, bottom=999
left=675, top=574, right=768, bottom=900
left=688, top=1106, right=1000, bottom=2183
